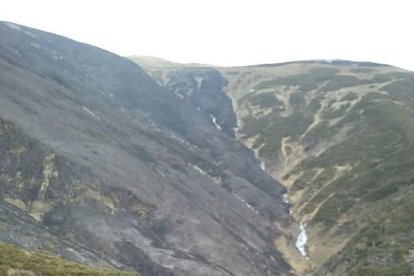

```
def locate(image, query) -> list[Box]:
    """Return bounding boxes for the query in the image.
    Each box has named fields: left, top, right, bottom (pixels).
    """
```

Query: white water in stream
left=209, top=114, right=222, bottom=131
left=295, top=223, right=309, bottom=259
left=253, top=148, right=266, bottom=171
left=254, top=152, right=309, bottom=259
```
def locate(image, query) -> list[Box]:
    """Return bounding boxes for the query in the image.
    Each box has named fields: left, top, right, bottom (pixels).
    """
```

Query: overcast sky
left=1, top=0, right=413, bottom=70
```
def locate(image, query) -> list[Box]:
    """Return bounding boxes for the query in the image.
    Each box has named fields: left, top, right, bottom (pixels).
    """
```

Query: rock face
left=134, top=57, right=414, bottom=275
left=0, top=22, right=291, bottom=276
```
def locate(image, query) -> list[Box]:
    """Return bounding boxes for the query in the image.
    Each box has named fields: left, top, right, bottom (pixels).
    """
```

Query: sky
left=1, top=0, right=413, bottom=70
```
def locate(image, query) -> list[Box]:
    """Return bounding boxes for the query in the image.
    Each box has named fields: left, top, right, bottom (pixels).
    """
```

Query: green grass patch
left=0, top=242, right=139, bottom=276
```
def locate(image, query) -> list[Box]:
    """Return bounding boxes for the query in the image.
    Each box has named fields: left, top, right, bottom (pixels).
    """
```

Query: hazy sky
left=1, top=0, right=413, bottom=69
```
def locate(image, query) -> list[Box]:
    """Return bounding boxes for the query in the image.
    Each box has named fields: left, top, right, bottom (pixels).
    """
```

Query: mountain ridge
left=129, top=54, right=399, bottom=70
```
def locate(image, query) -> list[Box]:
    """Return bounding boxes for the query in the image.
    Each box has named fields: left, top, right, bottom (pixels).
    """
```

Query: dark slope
left=0, top=22, right=290, bottom=276
left=164, top=68, right=238, bottom=137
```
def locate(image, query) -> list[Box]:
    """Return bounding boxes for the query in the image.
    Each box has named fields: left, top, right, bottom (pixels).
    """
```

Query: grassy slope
left=0, top=242, right=138, bottom=276
left=220, top=63, right=414, bottom=275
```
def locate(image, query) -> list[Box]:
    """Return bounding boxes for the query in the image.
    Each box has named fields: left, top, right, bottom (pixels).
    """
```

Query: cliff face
left=0, top=22, right=290, bottom=276
left=134, top=57, right=414, bottom=275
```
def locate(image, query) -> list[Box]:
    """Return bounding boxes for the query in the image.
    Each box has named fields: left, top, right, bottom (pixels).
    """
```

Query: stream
left=295, top=223, right=309, bottom=259
left=207, top=88, right=309, bottom=259
left=253, top=151, right=309, bottom=259
left=253, top=148, right=266, bottom=171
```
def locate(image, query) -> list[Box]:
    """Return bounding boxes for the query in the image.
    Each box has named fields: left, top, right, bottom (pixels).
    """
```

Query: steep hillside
left=0, top=22, right=290, bottom=276
left=220, top=61, right=414, bottom=275
left=134, top=57, right=414, bottom=275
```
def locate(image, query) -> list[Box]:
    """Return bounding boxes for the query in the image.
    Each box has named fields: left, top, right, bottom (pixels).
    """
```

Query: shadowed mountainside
left=0, top=22, right=290, bottom=276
